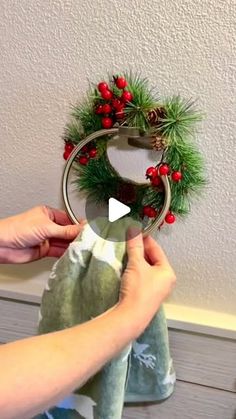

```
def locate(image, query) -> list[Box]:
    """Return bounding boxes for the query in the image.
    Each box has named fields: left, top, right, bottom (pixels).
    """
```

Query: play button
left=85, top=194, right=142, bottom=242
left=108, top=198, right=130, bottom=222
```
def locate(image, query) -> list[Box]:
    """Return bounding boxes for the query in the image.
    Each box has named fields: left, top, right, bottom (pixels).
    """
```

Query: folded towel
left=35, top=218, right=175, bottom=419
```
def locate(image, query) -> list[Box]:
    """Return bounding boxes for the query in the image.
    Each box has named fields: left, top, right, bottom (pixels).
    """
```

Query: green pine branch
left=123, top=72, right=159, bottom=131
left=142, top=187, right=165, bottom=210
left=74, top=154, right=121, bottom=203
left=156, top=96, right=202, bottom=141
left=165, top=141, right=206, bottom=214
left=64, top=121, right=82, bottom=144
left=72, top=97, right=102, bottom=135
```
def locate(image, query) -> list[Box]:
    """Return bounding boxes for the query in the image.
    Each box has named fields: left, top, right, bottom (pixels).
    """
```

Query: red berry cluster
left=146, top=164, right=182, bottom=183
left=77, top=144, right=97, bottom=166
left=143, top=163, right=183, bottom=225
left=63, top=142, right=75, bottom=160
left=143, top=206, right=158, bottom=218
left=143, top=205, right=176, bottom=227
left=96, top=76, right=133, bottom=129
left=143, top=205, right=175, bottom=225
left=63, top=142, right=97, bottom=166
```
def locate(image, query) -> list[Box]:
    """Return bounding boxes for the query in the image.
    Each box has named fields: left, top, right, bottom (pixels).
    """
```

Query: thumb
left=48, top=223, right=82, bottom=241
left=126, top=227, right=144, bottom=261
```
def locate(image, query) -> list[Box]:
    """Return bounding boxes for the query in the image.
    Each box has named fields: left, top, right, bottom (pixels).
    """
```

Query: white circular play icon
left=108, top=198, right=131, bottom=222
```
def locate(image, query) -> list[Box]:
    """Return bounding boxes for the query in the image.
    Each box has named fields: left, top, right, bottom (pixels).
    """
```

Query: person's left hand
left=0, top=206, right=85, bottom=263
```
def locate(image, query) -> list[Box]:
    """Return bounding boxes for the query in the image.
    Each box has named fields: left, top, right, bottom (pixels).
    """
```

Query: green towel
left=35, top=218, right=175, bottom=419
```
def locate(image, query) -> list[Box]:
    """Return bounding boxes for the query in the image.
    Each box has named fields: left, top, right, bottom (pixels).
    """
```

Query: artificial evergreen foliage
left=63, top=73, right=205, bottom=222
left=123, top=73, right=158, bottom=131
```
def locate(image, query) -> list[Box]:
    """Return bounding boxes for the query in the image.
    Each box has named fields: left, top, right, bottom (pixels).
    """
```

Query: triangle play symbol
left=108, top=198, right=131, bottom=222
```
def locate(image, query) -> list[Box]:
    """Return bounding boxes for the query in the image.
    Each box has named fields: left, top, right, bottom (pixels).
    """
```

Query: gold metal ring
left=61, top=127, right=171, bottom=235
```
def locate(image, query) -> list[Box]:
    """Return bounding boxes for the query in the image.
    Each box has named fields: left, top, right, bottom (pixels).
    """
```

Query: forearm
left=0, top=303, right=144, bottom=419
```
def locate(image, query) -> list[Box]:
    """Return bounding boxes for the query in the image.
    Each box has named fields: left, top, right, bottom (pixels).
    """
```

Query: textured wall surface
left=0, top=0, right=235, bottom=314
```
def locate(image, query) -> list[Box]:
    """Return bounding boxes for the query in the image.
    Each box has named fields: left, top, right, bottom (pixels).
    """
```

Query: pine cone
left=151, top=135, right=167, bottom=151
left=148, top=107, right=166, bottom=126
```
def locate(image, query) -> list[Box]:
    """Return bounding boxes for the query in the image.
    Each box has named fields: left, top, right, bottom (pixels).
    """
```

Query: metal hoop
left=62, top=127, right=171, bottom=235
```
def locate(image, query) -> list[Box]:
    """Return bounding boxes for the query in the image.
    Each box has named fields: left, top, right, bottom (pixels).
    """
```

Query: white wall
left=0, top=0, right=235, bottom=314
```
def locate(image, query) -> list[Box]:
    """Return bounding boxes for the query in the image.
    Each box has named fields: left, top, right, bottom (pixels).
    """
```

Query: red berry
left=146, top=166, right=158, bottom=178
left=102, top=103, right=112, bottom=114
left=117, top=103, right=125, bottom=112
left=98, top=82, right=109, bottom=92
left=143, top=206, right=152, bottom=217
left=121, top=90, right=133, bottom=102
left=172, top=171, right=182, bottom=182
left=159, top=164, right=170, bottom=176
left=115, top=76, right=127, bottom=89
left=79, top=156, right=89, bottom=166
left=151, top=176, right=162, bottom=186
left=148, top=207, right=157, bottom=218
left=112, top=98, right=124, bottom=110
left=95, top=104, right=103, bottom=114
left=81, top=145, right=88, bottom=153
left=116, top=110, right=125, bottom=119
left=89, top=148, right=97, bottom=158
left=63, top=150, right=71, bottom=160
left=101, top=89, right=113, bottom=100
left=64, top=143, right=74, bottom=153
left=143, top=206, right=157, bottom=218
left=102, top=117, right=113, bottom=129
left=165, top=212, right=176, bottom=224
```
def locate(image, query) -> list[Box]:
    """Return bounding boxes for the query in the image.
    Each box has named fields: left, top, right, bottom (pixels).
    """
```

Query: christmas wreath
left=62, top=73, right=205, bottom=227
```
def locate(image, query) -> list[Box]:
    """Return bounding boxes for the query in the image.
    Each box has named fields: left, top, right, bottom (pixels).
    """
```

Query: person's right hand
left=119, top=230, right=176, bottom=333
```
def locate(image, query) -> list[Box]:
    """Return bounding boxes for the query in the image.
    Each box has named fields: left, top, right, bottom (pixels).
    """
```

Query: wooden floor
left=0, top=295, right=236, bottom=419
left=122, top=381, right=236, bottom=419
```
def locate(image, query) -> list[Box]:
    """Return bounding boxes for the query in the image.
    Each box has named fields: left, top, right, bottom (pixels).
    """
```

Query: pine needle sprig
left=123, top=72, right=159, bottom=131
left=64, top=121, right=82, bottom=144
left=72, top=98, right=102, bottom=135
left=74, top=154, right=121, bottom=203
left=156, top=96, right=202, bottom=141
left=166, top=142, right=206, bottom=190
left=142, top=187, right=165, bottom=209
left=165, top=141, right=206, bottom=214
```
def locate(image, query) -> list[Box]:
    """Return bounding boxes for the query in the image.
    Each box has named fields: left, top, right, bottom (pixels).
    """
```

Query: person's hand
left=119, top=230, right=176, bottom=332
left=0, top=206, right=85, bottom=264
